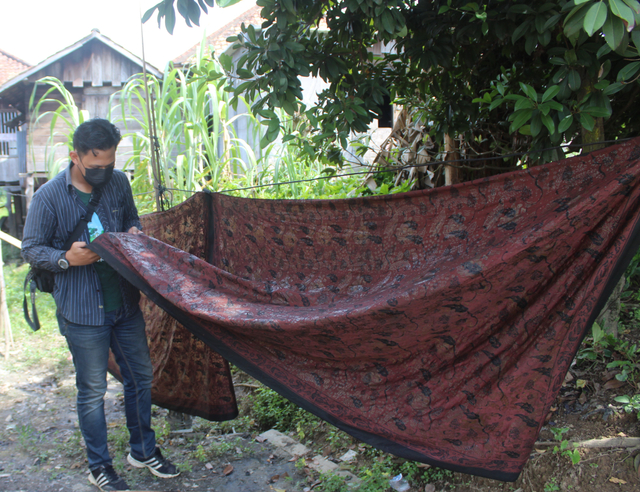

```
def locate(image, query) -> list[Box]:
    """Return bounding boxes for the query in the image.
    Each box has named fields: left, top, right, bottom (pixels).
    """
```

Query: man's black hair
left=73, top=118, right=121, bottom=155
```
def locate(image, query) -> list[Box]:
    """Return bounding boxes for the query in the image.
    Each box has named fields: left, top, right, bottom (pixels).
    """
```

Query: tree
left=146, top=0, right=640, bottom=173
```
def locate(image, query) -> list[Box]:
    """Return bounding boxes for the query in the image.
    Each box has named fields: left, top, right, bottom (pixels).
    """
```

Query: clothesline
left=132, top=138, right=630, bottom=199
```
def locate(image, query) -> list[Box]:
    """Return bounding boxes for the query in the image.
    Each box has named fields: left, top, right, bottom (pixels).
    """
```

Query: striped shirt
left=21, top=163, right=142, bottom=326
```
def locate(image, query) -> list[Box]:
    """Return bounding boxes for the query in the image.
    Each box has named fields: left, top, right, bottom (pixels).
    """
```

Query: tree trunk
left=579, top=69, right=621, bottom=336
left=444, top=134, right=462, bottom=186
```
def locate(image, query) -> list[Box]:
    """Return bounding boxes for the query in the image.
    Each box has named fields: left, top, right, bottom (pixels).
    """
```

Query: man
left=22, top=118, right=179, bottom=491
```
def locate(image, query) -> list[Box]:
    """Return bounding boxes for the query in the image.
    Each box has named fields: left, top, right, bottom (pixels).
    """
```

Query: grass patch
left=1, top=261, right=67, bottom=370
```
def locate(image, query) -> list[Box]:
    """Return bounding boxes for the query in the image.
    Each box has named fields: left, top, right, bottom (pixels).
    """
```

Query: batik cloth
left=94, top=138, right=640, bottom=481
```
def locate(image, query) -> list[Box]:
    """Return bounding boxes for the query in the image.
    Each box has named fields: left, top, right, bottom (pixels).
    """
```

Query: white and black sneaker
left=88, top=465, right=130, bottom=491
left=127, top=447, right=180, bottom=478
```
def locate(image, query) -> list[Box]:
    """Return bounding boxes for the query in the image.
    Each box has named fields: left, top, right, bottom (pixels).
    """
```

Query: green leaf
left=546, top=100, right=564, bottom=111
left=550, top=56, right=567, bottom=65
left=515, top=97, right=535, bottom=111
left=617, top=60, right=640, bottom=80
left=161, top=4, right=176, bottom=34
left=541, top=85, right=560, bottom=102
left=558, top=114, right=574, bottom=133
left=597, top=42, right=613, bottom=57
left=579, top=112, right=596, bottom=131
left=508, top=5, right=532, bottom=14
left=381, top=10, right=395, bottom=33
left=509, top=108, right=533, bottom=133
left=603, top=81, right=624, bottom=94
left=141, top=4, right=158, bottom=23
left=519, top=82, right=538, bottom=100
left=583, top=2, right=608, bottom=36
left=541, top=113, right=555, bottom=134
left=584, top=106, right=611, bottom=117
left=518, top=125, right=532, bottom=135
left=564, top=3, right=591, bottom=37
left=217, top=0, right=243, bottom=7
left=614, top=395, right=631, bottom=403
left=632, top=29, right=640, bottom=49
left=623, top=0, right=640, bottom=14
left=236, top=68, right=254, bottom=79
left=568, top=70, right=582, bottom=91
left=610, top=0, right=636, bottom=29
left=530, top=113, right=543, bottom=136
left=438, top=6, right=450, bottom=14
left=489, top=98, right=504, bottom=110
left=603, top=12, right=626, bottom=49
left=543, top=14, right=563, bottom=31
left=512, top=20, right=532, bottom=44
left=281, top=0, right=294, bottom=13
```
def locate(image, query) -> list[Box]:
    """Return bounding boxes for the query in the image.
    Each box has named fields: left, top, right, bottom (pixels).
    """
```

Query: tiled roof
left=0, top=49, right=30, bottom=86
left=173, top=5, right=264, bottom=65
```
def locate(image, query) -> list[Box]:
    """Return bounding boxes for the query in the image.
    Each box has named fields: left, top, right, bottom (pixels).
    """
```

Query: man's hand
left=66, top=241, right=100, bottom=266
left=128, top=226, right=143, bottom=235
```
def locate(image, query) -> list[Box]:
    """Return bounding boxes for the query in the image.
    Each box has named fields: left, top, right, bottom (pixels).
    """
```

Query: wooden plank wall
left=27, top=40, right=139, bottom=88
left=25, top=40, right=151, bottom=176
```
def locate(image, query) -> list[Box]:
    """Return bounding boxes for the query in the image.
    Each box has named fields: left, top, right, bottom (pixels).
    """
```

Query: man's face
left=70, top=147, right=116, bottom=171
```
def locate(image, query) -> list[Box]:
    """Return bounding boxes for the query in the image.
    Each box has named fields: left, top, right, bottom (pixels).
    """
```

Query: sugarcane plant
left=28, top=76, right=90, bottom=180
left=109, top=42, right=263, bottom=212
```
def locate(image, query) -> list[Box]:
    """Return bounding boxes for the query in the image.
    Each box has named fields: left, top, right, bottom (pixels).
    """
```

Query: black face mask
left=79, top=159, right=115, bottom=188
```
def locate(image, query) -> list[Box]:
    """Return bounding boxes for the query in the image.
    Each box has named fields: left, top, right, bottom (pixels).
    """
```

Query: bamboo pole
left=140, top=11, right=164, bottom=212
left=0, top=238, right=14, bottom=359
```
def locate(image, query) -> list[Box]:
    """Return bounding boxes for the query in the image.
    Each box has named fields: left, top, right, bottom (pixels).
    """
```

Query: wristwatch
left=58, top=252, right=70, bottom=270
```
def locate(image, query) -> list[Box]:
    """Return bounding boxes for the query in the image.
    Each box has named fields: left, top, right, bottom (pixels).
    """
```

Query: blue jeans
left=57, top=307, right=156, bottom=469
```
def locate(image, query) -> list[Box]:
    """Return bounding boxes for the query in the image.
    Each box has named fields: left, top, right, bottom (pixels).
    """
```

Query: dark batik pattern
left=94, top=139, right=640, bottom=481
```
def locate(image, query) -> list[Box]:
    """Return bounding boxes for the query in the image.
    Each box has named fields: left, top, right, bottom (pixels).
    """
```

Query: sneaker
left=127, top=447, right=180, bottom=478
left=88, top=465, right=130, bottom=491
left=167, top=410, right=193, bottom=434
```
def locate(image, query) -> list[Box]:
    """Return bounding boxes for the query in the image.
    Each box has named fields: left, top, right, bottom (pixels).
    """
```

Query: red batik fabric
left=93, top=138, right=640, bottom=481
left=107, top=195, right=238, bottom=420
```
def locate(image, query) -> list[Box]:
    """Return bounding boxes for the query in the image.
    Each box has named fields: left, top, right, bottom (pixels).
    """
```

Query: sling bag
left=23, top=188, right=103, bottom=331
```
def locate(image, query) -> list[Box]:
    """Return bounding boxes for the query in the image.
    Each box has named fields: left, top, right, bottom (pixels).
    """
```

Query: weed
left=550, top=427, right=580, bottom=465
left=16, top=424, right=36, bottom=450
left=193, top=444, right=207, bottom=462
left=107, top=424, right=130, bottom=455
left=614, top=394, right=640, bottom=419
left=317, top=471, right=350, bottom=492
left=544, top=477, right=560, bottom=492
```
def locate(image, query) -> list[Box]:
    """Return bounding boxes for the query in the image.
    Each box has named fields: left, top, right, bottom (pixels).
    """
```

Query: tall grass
left=29, top=77, right=90, bottom=179
left=109, top=48, right=267, bottom=211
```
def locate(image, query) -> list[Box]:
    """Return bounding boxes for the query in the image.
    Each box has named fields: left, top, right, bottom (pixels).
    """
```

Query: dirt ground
left=0, top=357, right=308, bottom=492
left=1, top=344, right=639, bottom=492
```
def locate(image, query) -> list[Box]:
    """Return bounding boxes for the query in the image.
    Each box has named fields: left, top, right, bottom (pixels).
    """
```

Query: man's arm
left=21, top=194, right=67, bottom=272
left=121, top=175, right=143, bottom=233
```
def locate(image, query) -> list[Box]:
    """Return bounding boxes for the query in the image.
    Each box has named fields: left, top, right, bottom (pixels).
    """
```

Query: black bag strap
left=62, top=187, right=103, bottom=250
left=23, top=187, right=104, bottom=332
left=23, top=269, right=40, bottom=331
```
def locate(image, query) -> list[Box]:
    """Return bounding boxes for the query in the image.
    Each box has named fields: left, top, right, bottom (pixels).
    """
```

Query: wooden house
left=0, top=30, right=162, bottom=239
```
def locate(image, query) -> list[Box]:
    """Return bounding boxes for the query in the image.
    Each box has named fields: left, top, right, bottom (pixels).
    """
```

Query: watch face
left=58, top=258, right=69, bottom=269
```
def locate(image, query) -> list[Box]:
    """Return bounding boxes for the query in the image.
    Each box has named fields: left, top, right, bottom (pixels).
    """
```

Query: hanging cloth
left=93, top=138, right=640, bottom=481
